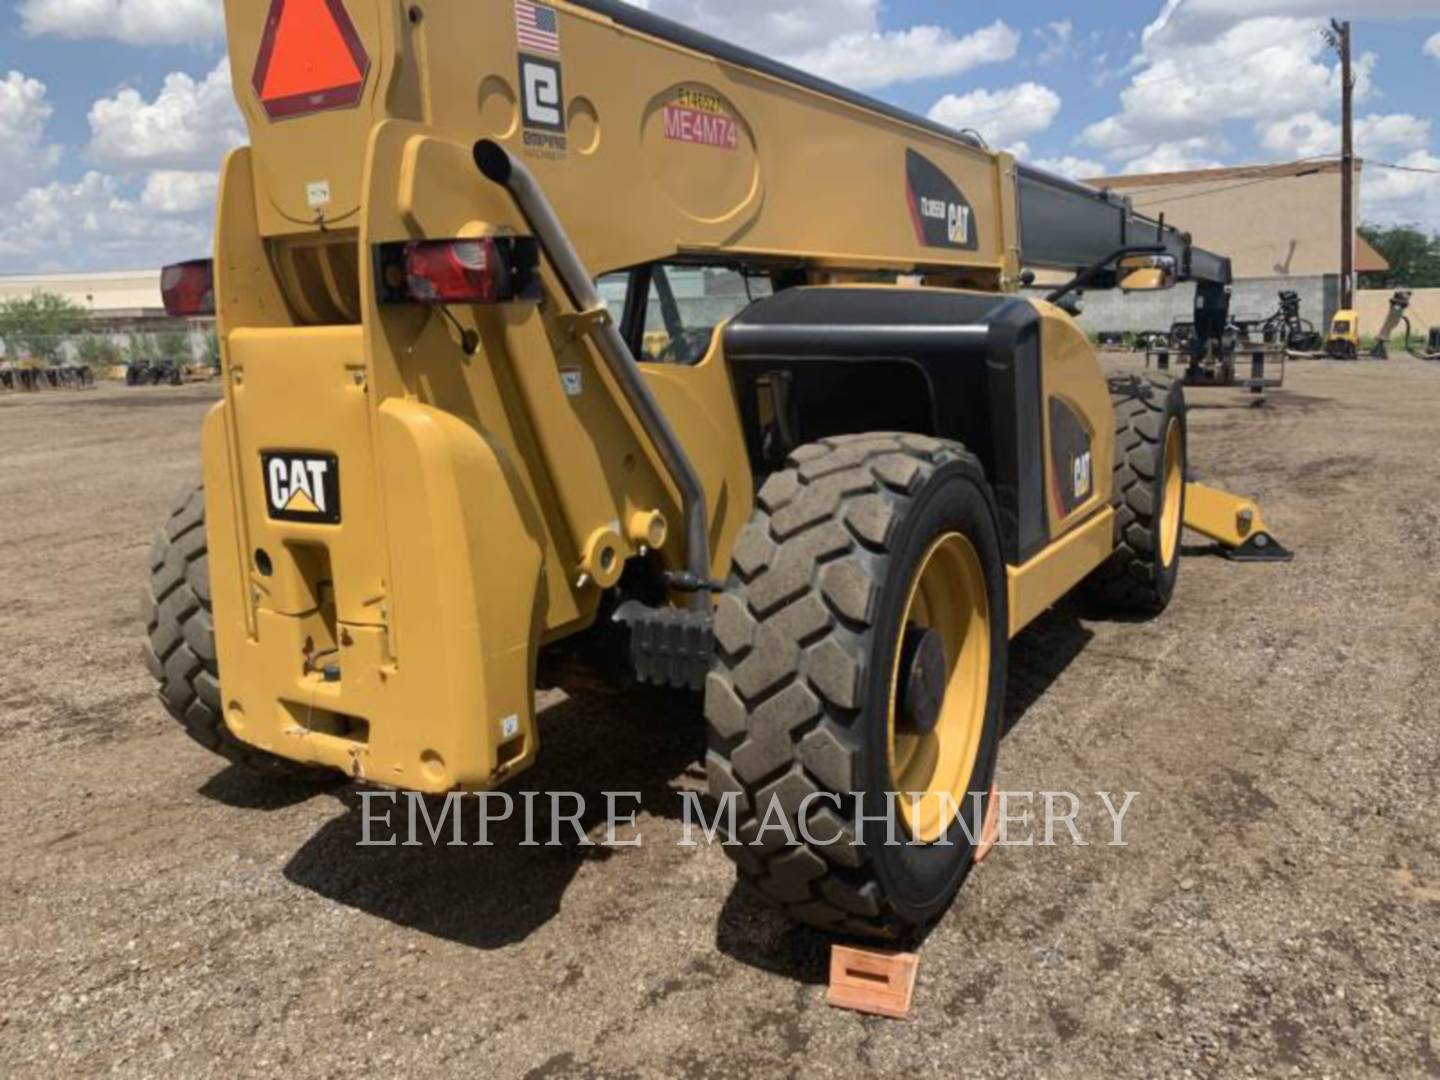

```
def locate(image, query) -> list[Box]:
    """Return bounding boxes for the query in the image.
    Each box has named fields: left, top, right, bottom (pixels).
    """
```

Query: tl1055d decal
left=905, top=149, right=978, bottom=251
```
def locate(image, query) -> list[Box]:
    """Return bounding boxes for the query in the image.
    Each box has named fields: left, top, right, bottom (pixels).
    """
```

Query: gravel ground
left=1, top=361, right=1438, bottom=1078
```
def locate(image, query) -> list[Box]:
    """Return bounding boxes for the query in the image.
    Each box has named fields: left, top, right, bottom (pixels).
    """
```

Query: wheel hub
left=898, top=627, right=947, bottom=738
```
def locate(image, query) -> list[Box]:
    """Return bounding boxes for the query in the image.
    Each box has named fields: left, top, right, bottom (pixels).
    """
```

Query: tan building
left=1085, top=159, right=1385, bottom=280
left=1048, top=158, right=1386, bottom=333
left=0, top=269, right=167, bottom=323
left=0, top=268, right=211, bottom=365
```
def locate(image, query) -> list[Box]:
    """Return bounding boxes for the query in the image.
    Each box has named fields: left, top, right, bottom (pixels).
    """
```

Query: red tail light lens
left=377, top=235, right=541, bottom=306
left=404, top=239, right=505, bottom=304
left=160, top=259, right=215, bottom=317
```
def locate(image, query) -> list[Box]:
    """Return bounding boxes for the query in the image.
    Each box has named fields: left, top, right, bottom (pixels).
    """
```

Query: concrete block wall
left=1024, top=275, right=1337, bottom=337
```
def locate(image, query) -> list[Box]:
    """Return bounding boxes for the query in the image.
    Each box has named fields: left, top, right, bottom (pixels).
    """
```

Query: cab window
left=598, top=264, right=773, bottom=364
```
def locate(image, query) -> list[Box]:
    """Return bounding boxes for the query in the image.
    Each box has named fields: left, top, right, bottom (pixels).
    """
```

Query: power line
left=1368, top=159, right=1440, bottom=175
left=1128, top=164, right=1333, bottom=209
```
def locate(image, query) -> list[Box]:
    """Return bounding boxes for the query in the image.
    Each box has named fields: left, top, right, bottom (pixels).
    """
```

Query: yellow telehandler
left=145, top=0, right=1288, bottom=938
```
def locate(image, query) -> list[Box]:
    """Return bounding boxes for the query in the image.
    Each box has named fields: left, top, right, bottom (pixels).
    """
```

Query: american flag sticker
left=515, top=0, right=561, bottom=56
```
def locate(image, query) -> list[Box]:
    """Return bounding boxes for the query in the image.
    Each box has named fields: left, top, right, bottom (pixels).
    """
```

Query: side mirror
left=1119, top=254, right=1178, bottom=293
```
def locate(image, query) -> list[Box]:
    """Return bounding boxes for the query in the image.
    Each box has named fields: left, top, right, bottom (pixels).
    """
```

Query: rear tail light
left=377, top=236, right=541, bottom=305
left=406, top=239, right=504, bottom=304
left=161, top=259, right=215, bottom=317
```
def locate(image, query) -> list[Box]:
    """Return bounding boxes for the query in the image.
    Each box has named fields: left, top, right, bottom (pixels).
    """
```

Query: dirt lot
left=2, top=362, right=1438, bottom=1078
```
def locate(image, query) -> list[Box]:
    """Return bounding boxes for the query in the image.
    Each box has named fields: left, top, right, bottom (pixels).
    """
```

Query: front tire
left=1085, top=373, right=1187, bottom=614
left=143, top=484, right=335, bottom=782
left=705, top=434, right=1008, bottom=939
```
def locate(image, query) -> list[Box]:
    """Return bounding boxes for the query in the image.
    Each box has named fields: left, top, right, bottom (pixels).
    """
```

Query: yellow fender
left=1183, top=483, right=1293, bottom=563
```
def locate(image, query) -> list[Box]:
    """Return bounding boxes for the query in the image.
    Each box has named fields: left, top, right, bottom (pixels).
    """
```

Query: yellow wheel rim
left=1159, top=418, right=1183, bottom=568
left=887, top=532, right=990, bottom=844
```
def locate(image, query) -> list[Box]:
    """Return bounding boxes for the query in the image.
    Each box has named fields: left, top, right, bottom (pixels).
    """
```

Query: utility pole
left=1329, top=19, right=1355, bottom=309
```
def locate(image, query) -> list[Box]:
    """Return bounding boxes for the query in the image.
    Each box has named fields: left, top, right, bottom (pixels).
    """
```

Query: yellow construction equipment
left=144, top=0, right=1289, bottom=939
left=1326, top=308, right=1361, bottom=359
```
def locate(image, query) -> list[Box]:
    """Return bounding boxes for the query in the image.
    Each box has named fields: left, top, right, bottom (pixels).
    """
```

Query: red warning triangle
left=252, top=0, right=370, bottom=120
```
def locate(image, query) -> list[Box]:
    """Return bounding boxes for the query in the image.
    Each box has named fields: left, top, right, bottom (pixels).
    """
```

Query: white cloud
left=0, top=71, right=63, bottom=201
left=0, top=171, right=212, bottom=273
left=1257, top=110, right=1431, bottom=159
left=1082, top=0, right=1428, bottom=171
left=627, top=0, right=873, bottom=55
left=1362, top=152, right=1440, bottom=231
left=1031, top=155, right=1107, bottom=181
left=87, top=58, right=244, bottom=172
left=1255, top=111, right=1339, bottom=158
left=1035, top=19, right=1074, bottom=65
left=633, top=1, right=1018, bottom=90
left=928, top=82, right=1062, bottom=149
left=786, top=20, right=1020, bottom=91
left=141, top=170, right=219, bottom=214
left=18, top=0, right=223, bottom=45
left=1080, top=16, right=1351, bottom=157
left=1145, top=0, right=1438, bottom=50
left=1425, top=32, right=1440, bottom=61
left=1120, top=137, right=1226, bottom=174
left=0, top=59, right=234, bottom=271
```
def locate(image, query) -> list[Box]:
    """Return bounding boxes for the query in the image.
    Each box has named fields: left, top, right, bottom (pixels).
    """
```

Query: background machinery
left=144, top=0, right=1288, bottom=940
left=1326, top=308, right=1362, bottom=359
left=1263, top=290, right=1323, bottom=352
left=1368, top=289, right=1440, bottom=360
left=1145, top=281, right=1285, bottom=393
left=1369, top=290, right=1411, bottom=359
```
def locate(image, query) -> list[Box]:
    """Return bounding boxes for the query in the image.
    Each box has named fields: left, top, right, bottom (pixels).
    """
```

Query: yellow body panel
left=1007, top=509, right=1116, bottom=637
left=1034, top=302, right=1116, bottom=540
left=193, top=0, right=1274, bottom=791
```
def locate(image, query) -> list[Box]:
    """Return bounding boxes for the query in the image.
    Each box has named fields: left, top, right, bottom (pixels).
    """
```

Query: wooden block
left=826, top=945, right=919, bottom=1020
left=974, top=782, right=1001, bottom=865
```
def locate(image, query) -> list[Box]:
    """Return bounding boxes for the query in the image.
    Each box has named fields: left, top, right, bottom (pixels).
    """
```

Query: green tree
left=76, top=334, right=122, bottom=369
left=155, top=330, right=192, bottom=362
left=1358, top=223, right=1440, bottom=288
left=0, top=292, right=88, bottom=364
left=201, top=328, right=221, bottom=372
left=126, top=333, right=159, bottom=363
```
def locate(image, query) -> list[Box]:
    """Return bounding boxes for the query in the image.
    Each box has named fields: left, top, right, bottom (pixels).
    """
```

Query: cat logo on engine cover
left=263, top=452, right=341, bottom=524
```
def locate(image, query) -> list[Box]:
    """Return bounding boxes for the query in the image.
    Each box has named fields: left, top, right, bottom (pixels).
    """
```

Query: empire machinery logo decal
left=905, top=149, right=979, bottom=251
left=663, top=87, right=740, bottom=151
left=516, top=0, right=567, bottom=158
left=263, top=452, right=341, bottom=524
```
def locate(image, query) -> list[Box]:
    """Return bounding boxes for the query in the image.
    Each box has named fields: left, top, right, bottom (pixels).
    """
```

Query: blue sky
left=1, top=0, right=1438, bottom=273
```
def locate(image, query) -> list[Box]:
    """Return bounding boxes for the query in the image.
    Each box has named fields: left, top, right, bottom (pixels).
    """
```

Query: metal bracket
left=1183, top=482, right=1294, bottom=563
left=554, top=306, right=614, bottom=343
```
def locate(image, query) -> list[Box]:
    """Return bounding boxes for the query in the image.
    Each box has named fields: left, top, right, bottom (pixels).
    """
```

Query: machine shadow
left=277, top=688, right=705, bottom=950
left=198, top=764, right=337, bottom=811
left=216, top=604, right=1094, bottom=968
left=1003, top=602, right=1095, bottom=735
left=714, top=601, right=1095, bottom=984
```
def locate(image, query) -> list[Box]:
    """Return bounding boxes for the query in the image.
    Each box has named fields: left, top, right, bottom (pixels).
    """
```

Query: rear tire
left=143, top=484, right=336, bottom=782
left=705, top=434, right=1008, bottom=939
left=1084, top=374, right=1187, bottom=614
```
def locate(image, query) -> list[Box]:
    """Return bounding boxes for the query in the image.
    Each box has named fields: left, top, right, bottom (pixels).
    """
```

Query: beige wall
left=1356, top=288, right=1440, bottom=337
left=1089, top=165, right=1357, bottom=280
left=0, top=270, right=163, bottom=315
